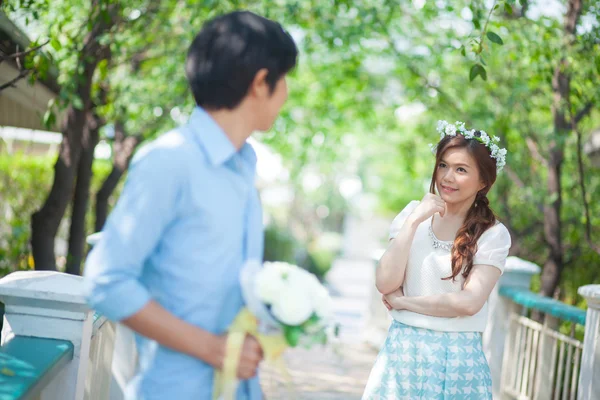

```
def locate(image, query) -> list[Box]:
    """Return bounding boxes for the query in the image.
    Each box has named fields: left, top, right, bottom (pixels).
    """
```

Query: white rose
left=255, top=264, right=288, bottom=304
left=312, top=285, right=333, bottom=320
left=271, top=284, right=314, bottom=325
left=289, top=268, right=333, bottom=320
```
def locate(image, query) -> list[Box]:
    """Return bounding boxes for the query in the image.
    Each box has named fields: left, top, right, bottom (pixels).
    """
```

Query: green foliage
left=263, top=224, right=339, bottom=281
left=263, top=224, right=297, bottom=264
left=4, top=0, right=599, bottom=305
left=0, top=154, right=52, bottom=275
left=0, top=153, right=118, bottom=277
left=303, top=247, right=337, bottom=281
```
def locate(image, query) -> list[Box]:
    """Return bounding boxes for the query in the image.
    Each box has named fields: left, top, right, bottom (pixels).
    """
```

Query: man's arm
left=123, top=301, right=224, bottom=365
left=384, top=265, right=502, bottom=318
left=121, top=301, right=262, bottom=379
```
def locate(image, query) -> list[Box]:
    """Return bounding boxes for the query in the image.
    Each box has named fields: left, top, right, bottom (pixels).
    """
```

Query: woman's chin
left=439, top=192, right=455, bottom=202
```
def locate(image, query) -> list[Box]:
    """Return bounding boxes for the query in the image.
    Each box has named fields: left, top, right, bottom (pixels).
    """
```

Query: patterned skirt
left=362, top=321, right=493, bottom=400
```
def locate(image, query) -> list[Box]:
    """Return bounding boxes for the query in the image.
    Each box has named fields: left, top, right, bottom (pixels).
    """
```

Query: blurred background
left=0, top=0, right=598, bottom=309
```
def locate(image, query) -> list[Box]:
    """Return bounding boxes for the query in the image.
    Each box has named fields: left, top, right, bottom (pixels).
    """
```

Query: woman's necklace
left=429, top=217, right=454, bottom=252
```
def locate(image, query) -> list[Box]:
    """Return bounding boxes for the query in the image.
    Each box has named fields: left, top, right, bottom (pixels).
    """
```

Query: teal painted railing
left=499, top=285, right=587, bottom=325
left=0, top=336, right=74, bottom=400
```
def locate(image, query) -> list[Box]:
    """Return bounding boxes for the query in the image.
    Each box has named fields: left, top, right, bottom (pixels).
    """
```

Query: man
left=83, top=11, right=298, bottom=400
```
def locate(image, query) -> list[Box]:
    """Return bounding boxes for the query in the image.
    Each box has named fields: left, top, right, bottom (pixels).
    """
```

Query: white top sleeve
left=473, top=222, right=512, bottom=274
left=389, top=200, right=420, bottom=240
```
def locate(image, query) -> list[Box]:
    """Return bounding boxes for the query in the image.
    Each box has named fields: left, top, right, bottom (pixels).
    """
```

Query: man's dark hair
left=185, top=11, right=298, bottom=110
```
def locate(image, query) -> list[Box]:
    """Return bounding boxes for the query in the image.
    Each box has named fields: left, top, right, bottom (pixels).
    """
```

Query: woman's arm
left=376, top=195, right=446, bottom=295
left=384, top=265, right=501, bottom=317
left=376, top=217, right=419, bottom=294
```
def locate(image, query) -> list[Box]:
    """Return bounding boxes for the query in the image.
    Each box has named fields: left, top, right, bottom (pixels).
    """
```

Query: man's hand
left=214, top=334, right=264, bottom=380
left=382, top=287, right=405, bottom=310
left=237, top=334, right=264, bottom=379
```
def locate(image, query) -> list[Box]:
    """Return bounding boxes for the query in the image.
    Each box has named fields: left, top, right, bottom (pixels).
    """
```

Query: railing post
left=0, top=271, right=99, bottom=400
left=533, top=315, right=559, bottom=400
left=578, top=284, right=600, bottom=400
left=484, top=256, right=540, bottom=399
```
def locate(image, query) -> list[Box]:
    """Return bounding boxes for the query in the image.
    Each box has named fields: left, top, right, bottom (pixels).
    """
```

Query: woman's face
left=435, top=147, right=486, bottom=205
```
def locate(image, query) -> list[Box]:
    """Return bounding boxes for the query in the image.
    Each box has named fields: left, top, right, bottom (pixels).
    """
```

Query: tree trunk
left=538, top=0, right=582, bottom=298
left=65, top=112, right=101, bottom=275
left=30, top=0, right=117, bottom=270
left=31, top=133, right=81, bottom=270
left=95, top=123, right=141, bottom=232
left=540, top=148, right=564, bottom=297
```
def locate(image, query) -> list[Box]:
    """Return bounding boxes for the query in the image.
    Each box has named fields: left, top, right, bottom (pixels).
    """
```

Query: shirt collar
left=188, top=107, right=237, bottom=166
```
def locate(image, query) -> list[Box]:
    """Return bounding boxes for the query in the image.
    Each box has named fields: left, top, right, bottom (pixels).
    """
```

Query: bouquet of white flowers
left=214, top=260, right=337, bottom=400
left=241, top=260, right=336, bottom=347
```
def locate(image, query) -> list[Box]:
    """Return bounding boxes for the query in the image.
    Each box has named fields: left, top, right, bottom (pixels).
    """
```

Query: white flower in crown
left=490, top=144, right=500, bottom=158
left=444, top=124, right=457, bottom=136
left=434, top=120, right=507, bottom=172
left=437, top=120, right=448, bottom=132
left=479, top=131, right=491, bottom=146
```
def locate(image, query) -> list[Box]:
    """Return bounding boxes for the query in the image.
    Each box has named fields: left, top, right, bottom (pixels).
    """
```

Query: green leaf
left=301, top=313, right=320, bottom=328
left=283, top=325, right=303, bottom=347
left=51, top=38, right=61, bottom=51
left=101, top=10, right=111, bottom=24
left=460, top=45, right=466, bottom=57
left=469, top=64, right=487, bottom=81
left=43, top=110, right=56, bottom=129
left=487, top=31, right=504, bottom=45
left=505, top=2, right=514, bottom=14
left=71, top=96, right=84, bottom=110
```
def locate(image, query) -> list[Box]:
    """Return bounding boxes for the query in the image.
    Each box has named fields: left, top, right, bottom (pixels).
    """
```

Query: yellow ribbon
left=213, top=307, right=289, bottom=400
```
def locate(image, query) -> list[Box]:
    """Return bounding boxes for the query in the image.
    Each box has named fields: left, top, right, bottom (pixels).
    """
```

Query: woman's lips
left=441, top=184, right=458, bottom=193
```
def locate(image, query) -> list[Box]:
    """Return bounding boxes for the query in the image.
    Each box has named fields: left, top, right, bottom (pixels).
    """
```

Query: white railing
left=487, top=261, right=600, bottom=400
left=84, top=316, right=116, bottom=400
left=501, top=312, right=584, bottom=400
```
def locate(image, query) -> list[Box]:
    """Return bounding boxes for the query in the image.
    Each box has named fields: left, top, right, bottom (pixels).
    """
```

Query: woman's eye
left=439, top=163, right=447, bottom=168
left=458, top=167, right=467, bottom=173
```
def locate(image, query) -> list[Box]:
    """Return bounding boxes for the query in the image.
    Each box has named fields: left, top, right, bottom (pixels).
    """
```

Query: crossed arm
left=383, top=264, right=502, bottom=318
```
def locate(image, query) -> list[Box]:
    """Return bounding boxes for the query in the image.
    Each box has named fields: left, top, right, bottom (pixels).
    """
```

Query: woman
left=363, top=121, right=510, bottom=400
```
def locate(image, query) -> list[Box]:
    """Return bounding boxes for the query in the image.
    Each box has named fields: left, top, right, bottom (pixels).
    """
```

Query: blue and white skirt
left=362, top=321, right=493, bottom=400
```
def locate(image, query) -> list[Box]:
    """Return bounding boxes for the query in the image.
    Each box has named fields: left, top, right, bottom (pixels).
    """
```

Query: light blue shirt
left=83, top=107, right=264, bottom=400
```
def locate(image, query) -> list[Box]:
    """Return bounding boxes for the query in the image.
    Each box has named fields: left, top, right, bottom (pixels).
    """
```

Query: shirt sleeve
left=473, top=223, right=512, bottom=274
left=83, top=145, right=185, bottom=321
left=389, top=200, right=420, bottom=240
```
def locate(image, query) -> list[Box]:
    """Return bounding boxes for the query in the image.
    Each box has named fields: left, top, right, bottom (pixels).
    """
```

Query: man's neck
left=206, top=107, right=255, bottom=150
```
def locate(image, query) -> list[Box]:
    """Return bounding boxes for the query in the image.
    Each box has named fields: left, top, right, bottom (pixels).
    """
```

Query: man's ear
left=248, top=68, right=270, bottom=99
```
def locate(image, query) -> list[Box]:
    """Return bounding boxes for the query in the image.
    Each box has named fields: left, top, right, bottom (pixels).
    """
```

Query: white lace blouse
left=388, top=200, right=511, bottom=332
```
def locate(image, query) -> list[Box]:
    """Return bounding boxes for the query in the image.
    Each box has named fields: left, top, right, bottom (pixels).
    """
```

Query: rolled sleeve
left=83, top=142, right=185, bottom=321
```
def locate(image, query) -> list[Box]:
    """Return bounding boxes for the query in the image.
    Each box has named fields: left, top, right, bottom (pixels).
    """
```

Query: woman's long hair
left=428, top=132, right=498, bottom=281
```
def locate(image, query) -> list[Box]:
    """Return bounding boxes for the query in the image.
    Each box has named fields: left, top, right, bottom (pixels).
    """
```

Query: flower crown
left=429, top=120, right=507, bottom=173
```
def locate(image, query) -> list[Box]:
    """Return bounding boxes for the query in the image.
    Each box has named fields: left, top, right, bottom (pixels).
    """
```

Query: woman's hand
left=382, top=287, right=405, bottom=310
left=408, top=193, right=446, bottom=225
